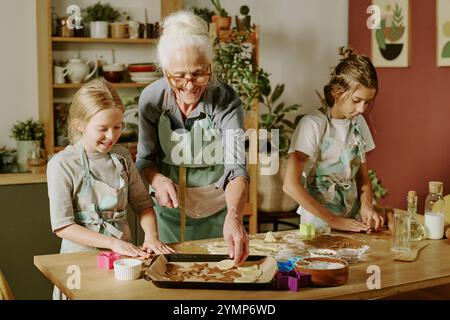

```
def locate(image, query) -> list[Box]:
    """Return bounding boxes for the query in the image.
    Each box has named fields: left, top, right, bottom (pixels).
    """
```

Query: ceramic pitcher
left=66, top=58, right=98, bottom=84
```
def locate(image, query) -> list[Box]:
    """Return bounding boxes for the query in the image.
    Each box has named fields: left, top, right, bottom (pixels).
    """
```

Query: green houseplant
left=259, top=83, right=302, bottom=157
left=213, top=31, right=270, bottom=112
left=368, top=169, right=388, bottom=205
left=83, top=2, right=121, bottom=38
left=211, top=0, right=231, bottom=30
left=191, top=6, right=215, bottom=24
left=257, top=82, right=302, bottom=213
left=9, top=118, right=45, bottom=164
left=236, top=5, right=251, bottom=31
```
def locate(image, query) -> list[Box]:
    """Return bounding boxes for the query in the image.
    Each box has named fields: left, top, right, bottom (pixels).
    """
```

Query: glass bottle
left=407, top=191, right=425, bottom=242
left=424, top=181, right=444, bottom=213
left=424, top=181, right=445, bottom=239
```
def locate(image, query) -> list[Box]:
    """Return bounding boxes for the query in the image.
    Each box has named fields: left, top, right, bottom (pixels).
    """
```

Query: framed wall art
left=437, top=0, right=450, bottom=66
left=371, top=0, right=411, bottom=67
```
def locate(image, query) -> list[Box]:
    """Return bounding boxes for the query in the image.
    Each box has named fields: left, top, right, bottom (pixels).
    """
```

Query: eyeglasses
left=164, top=65, right=211, bottom=89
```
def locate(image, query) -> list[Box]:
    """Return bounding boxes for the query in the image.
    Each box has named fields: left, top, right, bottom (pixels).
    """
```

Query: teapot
left=66, top=58, right=98, bottom=84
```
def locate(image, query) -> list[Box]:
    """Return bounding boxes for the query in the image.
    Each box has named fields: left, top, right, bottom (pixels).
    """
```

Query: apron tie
left=75, top=208, right=127, bottom=239
left=315, top=176, right=353, bottom=213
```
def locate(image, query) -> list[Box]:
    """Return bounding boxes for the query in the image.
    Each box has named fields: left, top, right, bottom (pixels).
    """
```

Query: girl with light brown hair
left=283, top=47, right=384, bottom=233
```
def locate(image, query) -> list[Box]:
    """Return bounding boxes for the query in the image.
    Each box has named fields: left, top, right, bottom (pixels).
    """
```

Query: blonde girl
left=47, top=79, right=174, bottom=266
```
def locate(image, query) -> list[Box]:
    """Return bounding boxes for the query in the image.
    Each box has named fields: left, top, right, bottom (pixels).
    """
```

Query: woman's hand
left=141, top=235, right=176, bottom=254
left=223, top=215, right=249, bottom=267
left=360, top=204, right=384, bottom=232
left=152, top=174, right=179, bottom=208
left=328, top=216, right=370, bottom=233
left=110, top=238, right=150, bottom=259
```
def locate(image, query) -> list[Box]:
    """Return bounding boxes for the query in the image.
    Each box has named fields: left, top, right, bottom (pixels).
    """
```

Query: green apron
left=154, top=102, right=227, bottom=243
left=54, top=142, right=131, bottom=299
left=299, top=109, right=366, bottom=231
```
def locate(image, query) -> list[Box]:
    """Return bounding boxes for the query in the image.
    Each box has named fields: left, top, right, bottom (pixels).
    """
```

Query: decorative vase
left=235, top=15, right=251, bottom=31
left=90, top=21, right=109, bottom=39
left=16, top=140, right=40, bottom=165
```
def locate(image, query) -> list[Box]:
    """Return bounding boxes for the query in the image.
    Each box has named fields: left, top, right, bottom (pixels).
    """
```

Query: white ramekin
left=113, top=259, right=142, bottom=281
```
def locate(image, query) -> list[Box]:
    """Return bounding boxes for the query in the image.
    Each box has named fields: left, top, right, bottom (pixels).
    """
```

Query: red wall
left=349, top=0, right=450, bottom=213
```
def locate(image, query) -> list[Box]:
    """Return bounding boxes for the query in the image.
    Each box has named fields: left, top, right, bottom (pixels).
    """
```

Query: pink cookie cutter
left=97, top=251, right=121, bottom=270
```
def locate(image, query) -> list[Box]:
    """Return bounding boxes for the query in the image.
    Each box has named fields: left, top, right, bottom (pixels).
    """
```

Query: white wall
left=0, top=0, right=38, bottom=148
left=185, top=0, right=348, bottom=116
left=0, top=0, right=348, bottom=148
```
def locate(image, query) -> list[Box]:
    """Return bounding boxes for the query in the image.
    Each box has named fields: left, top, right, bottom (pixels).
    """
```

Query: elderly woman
left=136, top=11, right=249, bottom=266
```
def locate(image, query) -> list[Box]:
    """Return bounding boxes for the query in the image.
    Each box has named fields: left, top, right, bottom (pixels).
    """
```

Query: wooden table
left=33, top=231, right=450, bottom=300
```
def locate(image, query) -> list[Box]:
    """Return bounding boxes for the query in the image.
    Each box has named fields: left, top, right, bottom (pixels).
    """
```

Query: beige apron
left=154, top=94, right=227, bottom=242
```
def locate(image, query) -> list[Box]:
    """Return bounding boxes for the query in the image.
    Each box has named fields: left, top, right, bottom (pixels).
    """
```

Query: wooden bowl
left=294, top=257, right=349, bottom=287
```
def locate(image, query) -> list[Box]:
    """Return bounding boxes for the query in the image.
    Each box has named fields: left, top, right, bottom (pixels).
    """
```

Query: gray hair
left=157, top=10, right=213, bottom=69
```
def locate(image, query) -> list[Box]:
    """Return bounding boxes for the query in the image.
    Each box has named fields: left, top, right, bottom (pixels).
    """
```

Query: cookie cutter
left=276, top=269, right=311, bottom=292
left=277, top=259, right=295, bottom=272
left=97, top=251, right=121, bottom=270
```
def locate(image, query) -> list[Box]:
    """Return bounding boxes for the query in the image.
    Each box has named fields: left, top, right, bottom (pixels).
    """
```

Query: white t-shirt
left=288, top=109, right=375, bottom=183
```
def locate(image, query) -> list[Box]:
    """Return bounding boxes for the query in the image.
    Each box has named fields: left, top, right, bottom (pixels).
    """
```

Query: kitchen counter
left=33, top=230, right=450, bottom=300
left=0, top=165, right=46, bottom=185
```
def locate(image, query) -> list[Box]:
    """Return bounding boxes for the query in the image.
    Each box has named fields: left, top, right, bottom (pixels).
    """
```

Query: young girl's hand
left=110, top=238, right=150, bottom=259
left=360, top=205, right=384, bottom=232
left=328, top=216, right=369, bottom=233
left=141, top=235, right=176, bottom=254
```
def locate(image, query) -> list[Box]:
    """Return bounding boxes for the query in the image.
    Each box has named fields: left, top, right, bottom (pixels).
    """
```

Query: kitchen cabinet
left=0, top=182, right=144, bottom=299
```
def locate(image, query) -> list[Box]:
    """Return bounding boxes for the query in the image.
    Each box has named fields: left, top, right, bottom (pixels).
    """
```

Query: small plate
left=130, top=76, right=161, bottom=83
left=337, top=248, right=362, bottom=263
left=308, top=249, right=338, bottom=258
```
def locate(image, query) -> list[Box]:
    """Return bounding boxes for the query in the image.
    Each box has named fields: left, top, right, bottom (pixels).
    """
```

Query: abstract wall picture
left=371, top=0, right=410, bottom=67
left=437, top=0, right=450, bottom=66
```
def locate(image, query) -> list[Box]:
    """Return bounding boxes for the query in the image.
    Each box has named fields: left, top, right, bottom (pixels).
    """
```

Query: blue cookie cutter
left=276, top=257, right=311, bottom=291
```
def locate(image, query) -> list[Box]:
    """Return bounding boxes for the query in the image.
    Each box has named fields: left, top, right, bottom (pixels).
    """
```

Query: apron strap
left=179, top=165, right=187, bottom=242
left=351, top=119, right=366, bottom=163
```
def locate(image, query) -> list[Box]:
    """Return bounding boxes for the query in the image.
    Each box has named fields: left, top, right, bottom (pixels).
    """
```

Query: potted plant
left=213, top=31, right=270, bottom=114
left=257, top=83, right=303, bottom=212
left=83, top=2, right=120, bottom=39
left=9, top=118, right=45, bottom=165
left=368, top=169, right=388, bottom=206
left=235, top=5, right=251, bottom=31
left=211, top=0, right=231, bottom=30
left=191, top=6, right=215, bottom=24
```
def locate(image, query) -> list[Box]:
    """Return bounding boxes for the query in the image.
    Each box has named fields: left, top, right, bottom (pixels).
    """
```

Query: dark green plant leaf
left=270, top=84, right=284, bottom=104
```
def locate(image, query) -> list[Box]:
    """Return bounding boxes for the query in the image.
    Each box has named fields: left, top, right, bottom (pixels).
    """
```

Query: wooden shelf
left=53, top=81, right=157, bottom=89
left=52, top=37, right=157, bottom=44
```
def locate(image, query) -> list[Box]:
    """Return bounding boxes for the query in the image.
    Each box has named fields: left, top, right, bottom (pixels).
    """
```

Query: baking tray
left=145, top=254, right=277, bottom=290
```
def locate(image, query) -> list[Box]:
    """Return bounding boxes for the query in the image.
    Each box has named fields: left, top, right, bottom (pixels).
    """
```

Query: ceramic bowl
left=113, top=258, right=142, bottom=280
left=130, top=76, right=160, bottom=83
left=103, top=63, right=125, bottom=72
left=128, top=63, right=157, bottom=72
left=103, top=71, right=124, bottom=83
left=295, top=257, right=348, bottom=287
left=129, top=71, right=160, bottom=78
